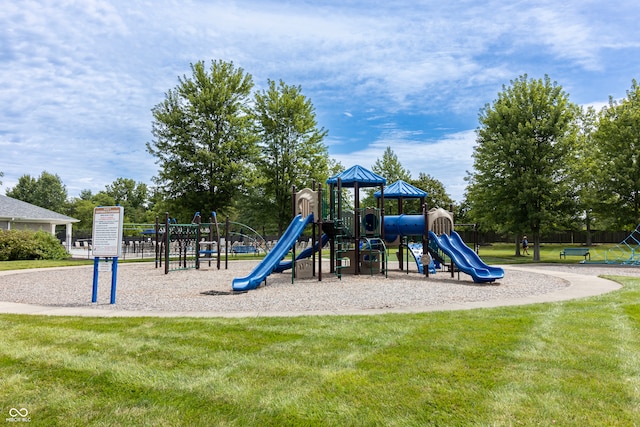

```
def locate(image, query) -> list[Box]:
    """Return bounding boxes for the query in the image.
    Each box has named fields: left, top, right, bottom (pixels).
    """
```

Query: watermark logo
left=6, top=408, right=30, bottom=423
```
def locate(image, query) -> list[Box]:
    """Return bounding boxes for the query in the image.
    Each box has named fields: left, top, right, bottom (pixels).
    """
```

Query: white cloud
left=331, top=129, right=477, bottom=203
left=1, top=0, right=639, bottom=201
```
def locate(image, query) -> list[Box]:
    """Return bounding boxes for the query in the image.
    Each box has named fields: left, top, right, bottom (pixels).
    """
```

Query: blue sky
left=1, top=1, right=639, bottom=203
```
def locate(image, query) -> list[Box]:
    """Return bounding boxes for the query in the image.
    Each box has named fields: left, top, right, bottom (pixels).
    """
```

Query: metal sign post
left=91, top=206, right=124, bottom=304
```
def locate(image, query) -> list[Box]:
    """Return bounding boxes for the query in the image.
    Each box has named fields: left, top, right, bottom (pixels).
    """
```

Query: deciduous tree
left=253, top=79, right=329, bottom=233
left=592, top=80, right=640, bottom=229
left=147, top=60, right=258, bottom=220
left=103, top=178, right=150, bottom=223
left=372, top=146, right=411, bottom=184
left=6, top=171, right=68, bottom=213
left=410, top=173, right=453, bottom=211
left=466, top=75, right=578, bottom=260
left=363, top=147, right=411, bottom=213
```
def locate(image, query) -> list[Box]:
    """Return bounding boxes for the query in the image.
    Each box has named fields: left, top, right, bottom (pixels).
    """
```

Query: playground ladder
left=334, top=219, right=349, bottom=280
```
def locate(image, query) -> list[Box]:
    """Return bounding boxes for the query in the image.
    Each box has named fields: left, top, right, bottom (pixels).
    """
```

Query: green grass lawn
left=0, top=241, right=623, bottom=272
left=1, top=271, right=639, bottom=424
left=1, top=243, right=639, bottom=425
left=473, top=242, right=620, bottom=265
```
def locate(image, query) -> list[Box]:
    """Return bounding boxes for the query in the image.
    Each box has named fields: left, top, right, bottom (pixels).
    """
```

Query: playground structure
left=154, top=212, right=279, bottom=274
left=154, top=212, right=222, bottom=274
left=231, top=164, right=504, bottom=291
left=605, top=224, right=640, bottom=265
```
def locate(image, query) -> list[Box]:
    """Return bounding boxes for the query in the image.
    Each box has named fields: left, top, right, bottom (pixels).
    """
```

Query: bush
left=0, top=229, right=69, bottom=261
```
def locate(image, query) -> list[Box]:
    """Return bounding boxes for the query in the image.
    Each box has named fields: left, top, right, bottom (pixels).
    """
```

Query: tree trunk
left=515, top=235, right=521, bottom=256
left=585, top=211, right=592, bottom=247
left=533, top=232, right=541, bottom=261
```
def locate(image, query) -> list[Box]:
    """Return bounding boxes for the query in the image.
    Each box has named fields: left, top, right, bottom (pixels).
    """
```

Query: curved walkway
left=0, top=265, right=624, bottom=318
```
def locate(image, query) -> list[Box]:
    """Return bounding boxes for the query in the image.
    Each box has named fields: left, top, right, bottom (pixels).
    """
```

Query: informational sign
left=91, top=206, right=124, bottom=304
left=92, top=206, right=124, bottom=257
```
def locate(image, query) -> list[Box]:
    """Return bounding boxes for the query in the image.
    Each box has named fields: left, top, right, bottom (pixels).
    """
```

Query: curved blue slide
left=429, top=230, right=504, bottom=283
left=232, top=213, right=314, bottom=291
left=274, top=233, right=330, bottom=273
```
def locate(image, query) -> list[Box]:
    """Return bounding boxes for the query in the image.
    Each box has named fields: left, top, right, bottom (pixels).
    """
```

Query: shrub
left=0, top=229, right=69, bottom=261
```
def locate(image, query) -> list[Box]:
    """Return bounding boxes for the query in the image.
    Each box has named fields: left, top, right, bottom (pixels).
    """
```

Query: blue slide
left=232, top=213, right=314, bottom=291
left=274, top=233, right=330, bottom=273
left=407, top=243, right=436, bottom=275
left=428, top=231, right=504, bottom=283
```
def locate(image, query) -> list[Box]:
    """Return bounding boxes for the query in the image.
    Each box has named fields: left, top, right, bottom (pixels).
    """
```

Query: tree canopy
left=411, top=173, right=453, bottom=211
left=363, top=147, right=412, bottom=213
left=253, top=79, right=329, bottom=233
left=103, top=178, right=150, bottom=223
left=372, top=146, right=411, bottom=184
left=466, top=75, right=578, bottom=259
left=592, top=80, right=640, bottom=229
left=6, top=171, right=68, bottom=213
left=147, top=60, right=258, bottom=220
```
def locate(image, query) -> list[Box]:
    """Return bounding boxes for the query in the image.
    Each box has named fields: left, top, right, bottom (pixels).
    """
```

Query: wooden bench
left=560, top=248, right=590, bottom=260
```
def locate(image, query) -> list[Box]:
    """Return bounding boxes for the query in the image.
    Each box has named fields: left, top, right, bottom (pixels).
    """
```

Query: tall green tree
left=363, top=146, right=411, bottom=213
left=410, top=173, right=453, bottom=212
left=147, top=60, right=258, bottom=221
left=0, top=171, right=3, bottom=186
left=66, top=190, right=117, bottom=233
left=253, top=79, right=329, bottom=234
left=592, top=80, right=640, bottom=229
left=372, top=146, right=411, bottom=183
left=569, top=106, right=601, bottom=244
left=466, top=75, right=578, bottom=260
left=6, top=171, right=68, bottom=213
left=103, top=178, right=150, bottom=223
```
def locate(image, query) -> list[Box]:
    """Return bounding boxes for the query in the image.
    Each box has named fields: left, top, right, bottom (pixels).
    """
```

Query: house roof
left=374, top=180, right=428, bottom=199
left=0, top=195, right=79, bottom=224
left=326, top=165, right=386, bottom=188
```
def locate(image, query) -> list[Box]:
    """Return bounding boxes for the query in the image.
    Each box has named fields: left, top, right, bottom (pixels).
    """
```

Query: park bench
left=232, top=245, right=258, bottom=254
left=560, top=247, right=590, bottom=260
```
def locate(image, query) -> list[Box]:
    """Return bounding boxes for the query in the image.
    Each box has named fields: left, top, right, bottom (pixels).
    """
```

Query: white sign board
left=92, top=206, right=124, bottom=257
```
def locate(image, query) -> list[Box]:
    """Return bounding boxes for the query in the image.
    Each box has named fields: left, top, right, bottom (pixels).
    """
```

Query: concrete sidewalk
left=0, top=265, right=622, bottom=318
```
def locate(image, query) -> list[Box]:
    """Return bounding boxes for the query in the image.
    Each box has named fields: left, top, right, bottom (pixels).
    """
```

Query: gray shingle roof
left=0, top=195, right=79, bottom=223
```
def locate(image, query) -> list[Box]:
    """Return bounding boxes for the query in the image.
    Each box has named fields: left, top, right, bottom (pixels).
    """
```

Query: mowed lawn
left=1, top=273, right=639, bottom=425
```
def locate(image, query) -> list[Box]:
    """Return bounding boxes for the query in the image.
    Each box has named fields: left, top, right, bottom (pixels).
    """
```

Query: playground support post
left=336, top=178, right=343, bottom=274
left=329, top=180, right=336, bottom=274
left=194, top=212, right=202, bottom=270
left=317, top=183, right=322, bottom=282
left=354, top=181, right=360, bottom=275
left=291, top=185, right=297, bottom=283
left=423, top=202, right=429, bottom=278
left=450, top=205, right=455, bottom=278
left=162, top=212, right=170, bottom=274
left=212, top=212, right=221, bottom=270
left=155, top=215, right=164, bottom=269
left=311, top=181, right=316, bottom=278
left=225, top=216, right=230, bottom=270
